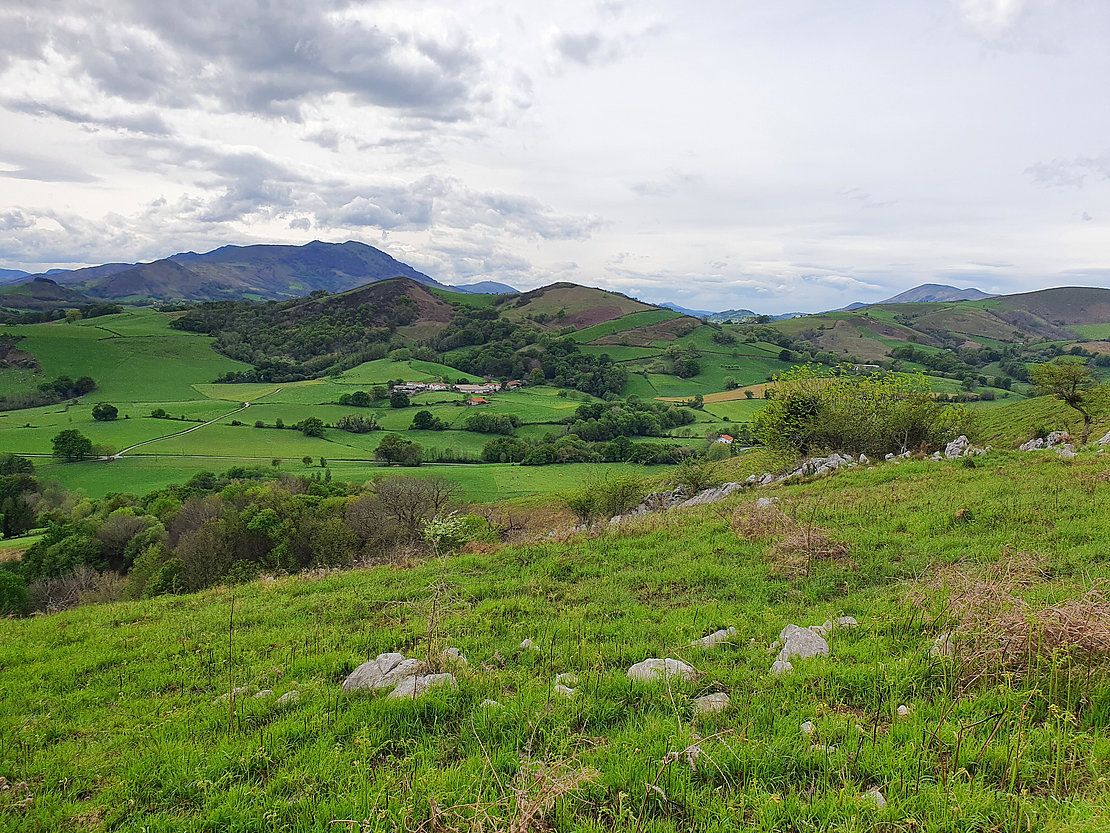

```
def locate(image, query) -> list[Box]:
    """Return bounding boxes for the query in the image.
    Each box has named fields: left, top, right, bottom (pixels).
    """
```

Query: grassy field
left=3, top=451, right=1110, bottom=830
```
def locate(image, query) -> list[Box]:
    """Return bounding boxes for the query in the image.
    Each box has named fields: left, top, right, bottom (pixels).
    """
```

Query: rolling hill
left=0, top=277, right=94, bottom=311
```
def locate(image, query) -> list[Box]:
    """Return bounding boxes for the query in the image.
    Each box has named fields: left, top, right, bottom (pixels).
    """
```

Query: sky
left=1, top=0, right=1108, bottom=313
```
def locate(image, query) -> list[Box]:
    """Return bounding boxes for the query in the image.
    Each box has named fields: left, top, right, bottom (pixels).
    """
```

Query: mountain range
left=0, top=241, right=520, bottom=303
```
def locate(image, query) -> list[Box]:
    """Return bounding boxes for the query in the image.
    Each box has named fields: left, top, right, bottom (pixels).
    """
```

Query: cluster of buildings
left=390, top=379, right=523, bottom=405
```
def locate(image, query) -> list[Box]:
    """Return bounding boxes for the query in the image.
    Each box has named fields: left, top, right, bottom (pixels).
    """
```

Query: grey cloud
left=1025, top=154, right=1110, bottom=188
left=0, top=0, right=487, bottom=123
left=0, top=148, right=99, bottom=182
left=3, top=98, right=172, bottom=135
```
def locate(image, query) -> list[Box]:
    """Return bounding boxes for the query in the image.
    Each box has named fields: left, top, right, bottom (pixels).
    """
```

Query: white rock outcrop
left=690, top=627, right=736, bottom=648
left=693, top=693, right=730, bottom=715
left=627, top=658, right=696, bottom=682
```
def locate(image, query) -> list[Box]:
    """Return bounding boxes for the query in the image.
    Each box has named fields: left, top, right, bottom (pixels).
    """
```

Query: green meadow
left=2, top=451, right=1109, bottom=830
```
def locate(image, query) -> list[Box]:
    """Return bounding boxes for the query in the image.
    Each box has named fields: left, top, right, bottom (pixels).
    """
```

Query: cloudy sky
left=1, top=0, right=1108, bottom=312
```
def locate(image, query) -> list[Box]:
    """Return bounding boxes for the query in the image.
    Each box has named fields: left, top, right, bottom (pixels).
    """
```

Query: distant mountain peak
left=880, top=284, right=994, bottom=304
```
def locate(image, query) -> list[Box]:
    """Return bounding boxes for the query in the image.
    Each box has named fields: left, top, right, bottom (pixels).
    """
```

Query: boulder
left=756, top=497, right=779, bottom=509
left=864, top=789, right=887, bottom=810
left=769, top=659, right=793, bottom=675
left=342, top=653, right=426, bottom=692
left=1046, top=431, right=1070, bottom=447
left=389, top=673, right=456, bottom=699
left=693, top=693, right=730, bottom=715
left=1099, top=430, right=1110, bottom=446
left=776, top=624, right=829, bottom=663
left=1056, top=444, right=1077, bottom=459
left=627, top=657, right=696, bottom=682
left=691, top=627, right=737, bottom=648
left=944, top=435, right=970, bottom=459
left=1019, top=437, right=1045, bottom=451
left=277, top=690, right=300, bottom=705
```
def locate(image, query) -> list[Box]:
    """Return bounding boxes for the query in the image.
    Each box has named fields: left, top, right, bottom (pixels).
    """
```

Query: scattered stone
left=214, top=685, right=250, bottom=703
left=801, top=720, right=815, bottom=735
left=389, top=673, right=457, bottom=699
left=863, top=788, right=887, bottom=810
left=755, top=497, right=779, bottom=509
left=776, top=624, right=829, bottom=663
left=555, top=672, right=578, bottom=687
left=767, top=640, right=781, bottom=656
left=627, top=658, right=696, bottom=682
left=253, top=689, right=274, bottom=699
left=479, top=698, right=501, bottom=709
left=834, top=616, right=859, bottom=628
left=1099, top=430, right=1110, bottom=446
left=885, top=453, right=895, bottom=461
left=769, top=659, right=793, bottom=675
left=691, top=627, right=737, bottom=648
left=693, top=692, right=730, bottom=715
left=553, top=684, right=575, bottom=698
left=1056, top=444, right=1077, bottom=459
left=342, top=653, right=425, bottom=692
left=896, top=704, right=910, bottom=718
left=811, top=744, right=837, bottom=753
left=931, top=633, right=954, bottom=657
left=859, top=454, right=869, bottom=464
left=519, top=638, right=535, bottom=650
left=808, top=620, right=833, bottom=637
left=277, top=690, right=300, bottom=705
left=442, top=647, right=468, bottom=665
left=945, top=435, right=970, bottom=459
left=1046, top=430, right=1070, bottom=447
left=1019, top=437, right=1045, bottom=451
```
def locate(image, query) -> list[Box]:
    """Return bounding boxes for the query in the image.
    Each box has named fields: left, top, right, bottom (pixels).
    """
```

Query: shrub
left=464, top=412, right=519, bottom=435
left=561, top=473, right=647, bottom=525
left=669, top=458, right=720, bottom=493
left=755, top=364, right=969, bottom=457
left=0, top=570, right=29, bottom=616
left=91, top=403, right=118, bottom=421
left=336, top=414, right=378, bottom=433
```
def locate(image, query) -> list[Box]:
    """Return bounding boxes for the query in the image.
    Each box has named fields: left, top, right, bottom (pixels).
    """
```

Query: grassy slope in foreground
left=2, top=451, right=1109, bottom=831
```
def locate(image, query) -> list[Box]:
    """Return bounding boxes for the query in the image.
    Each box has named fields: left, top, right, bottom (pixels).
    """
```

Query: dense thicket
left=5, top=467, right=485, bottom=612
left=756, top=365, right=968, bottom=457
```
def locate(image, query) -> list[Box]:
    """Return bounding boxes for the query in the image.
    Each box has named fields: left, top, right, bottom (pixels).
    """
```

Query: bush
left=561, top=473, right=647, bottom=525
left=0, top=570, right=28, bottom=616
left=92, top=403, right=118, bottom=421
left=755, top=365, right=969, bottom=457
left=481, top=436, right=530, bottom=463
left=670, top=458, right=720, bottom=492
left=464, top=412, right=519, bottom=435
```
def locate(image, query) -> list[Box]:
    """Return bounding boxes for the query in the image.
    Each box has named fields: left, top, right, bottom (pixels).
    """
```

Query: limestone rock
left=896, top=704, right=910, bottom=718
left=694, top=693, right=730, bottom=715
left=755, top=497, right=779, bottom=509
left=277, top=690, right=300, bottom=705
left=442, top=647, right=468, bottom=666
left=691, top=627, right=736, bottom=648
left=945, top=435, right=970, bottom=459
left=519, top=638, right=535, bottom=650
left=627, top=657, right=696, bottom=682
left=1046, top=431, right=1070, bottom=447
left=553, top=684, right=575, bottom=698
left=863, top=788, right=887, bottom=810
left=253, top=689, right=274, bottom=699
left=834, top=616, right=859, bottom=628
left=479, top=698, right=500, bottom=709
left=342, top=653, right=426, bottom=692
left=389, top=673, right=457, bottom=699
left=1099, top=430, right=1110, bottom=446
left=1056, top=444, right=1077, bottom=459
left=554, top=672, right=578, bottom=687
left=801, top=720, right=815, bottom=735
left=769, top=659, right=793, bottom=675
left=931, top=633, right=954, bottom=657
left=776, top=624, right=829, bottom=663
left=1019, top=437, right=1045, bottom=451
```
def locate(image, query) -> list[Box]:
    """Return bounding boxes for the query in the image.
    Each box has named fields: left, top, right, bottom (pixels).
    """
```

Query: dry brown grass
left=731, top=501, right=851, bottom=580
left=379, top=757, right=598, bottom=833
left=926, top=556, right=1110, bottom=678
